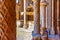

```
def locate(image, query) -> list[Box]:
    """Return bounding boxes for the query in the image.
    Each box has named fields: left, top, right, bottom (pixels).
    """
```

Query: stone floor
left=16, top=28, right=60, bottom=40
left=16, top=21, right=60, bottom=40
left=48, top=34, right=60, bottom=40
left=16, top=28, right=32, bottom=40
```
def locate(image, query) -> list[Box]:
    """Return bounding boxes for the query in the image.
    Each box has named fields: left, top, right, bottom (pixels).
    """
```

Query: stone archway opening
left=16, top=0, right=34, bottom=40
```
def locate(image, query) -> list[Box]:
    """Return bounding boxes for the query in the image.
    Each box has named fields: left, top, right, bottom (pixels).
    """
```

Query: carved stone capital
left=40, top=1, right=48, bottom=7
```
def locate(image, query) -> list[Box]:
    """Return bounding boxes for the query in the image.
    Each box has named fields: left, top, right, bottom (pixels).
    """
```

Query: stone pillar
left=46, top=0, right=52, bottom=35
left=57, top=0, right=60, bottom=35
left=32, top=0, right=41, bottom=40
left=51, top=0, right=55, bottom=35
left=40, top=0, right=48, bottom=40
left=0, top=0, right=16, bottom=40
left=24, top=0, right=27, bottom=28
left=59, top=0, right=60, bottom=36
left=51, top=0, right=58, bottom=35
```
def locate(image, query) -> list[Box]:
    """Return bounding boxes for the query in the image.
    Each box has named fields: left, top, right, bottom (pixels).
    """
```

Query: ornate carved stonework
left=0, top=0, right=16, bottom=40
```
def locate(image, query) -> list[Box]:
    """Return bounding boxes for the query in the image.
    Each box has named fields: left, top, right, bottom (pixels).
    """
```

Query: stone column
left=57, top=0, right=59, bottom=35
left=0, top=0, right=16, bottom=40
left=59, top=0, right=60, bottom=36
left=24, top=0, right=27, bottom=28
left=51, top=0, right=58, bottom=35
left=51, top=0, right=55, bottom=35
left=32, top=0, right=41, bottom=40
left=46, top=0, right=52, bottom=35
left=40, top=0, right=48, bottom=40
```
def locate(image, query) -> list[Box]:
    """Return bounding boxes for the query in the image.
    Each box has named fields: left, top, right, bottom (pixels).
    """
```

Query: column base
left=32, top=31, right=41, bottom=40
left=41, top=32, right=48, bottom=40
left=41, top=35, right=48, bottom=40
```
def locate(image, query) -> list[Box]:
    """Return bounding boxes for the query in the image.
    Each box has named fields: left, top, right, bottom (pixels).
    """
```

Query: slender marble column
left=46, top=0, right=52, bottom=35
left=32, top=0, right=41, bottom=40
left=51, top=0, right=58, bottom=35
left=24, top=0, right=27, bottom=28
left=57, top=0, right=59, bottom=35
left=40, top=0, right=48, bottom=40
left=51, top=0, right=56, bottom=35
left=40, top=0, right=47, bottom=34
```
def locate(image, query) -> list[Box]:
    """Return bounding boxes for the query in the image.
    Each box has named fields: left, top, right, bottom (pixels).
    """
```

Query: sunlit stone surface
left=16, top=20, right=60, bottom=40
left=16, top=21, right=34, bottom=40
left=17, top=28, right=32, bottom=40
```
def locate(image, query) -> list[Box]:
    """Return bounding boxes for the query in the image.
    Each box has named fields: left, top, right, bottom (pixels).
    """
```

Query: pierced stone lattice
left=0, top=0, right=16, bottom=40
